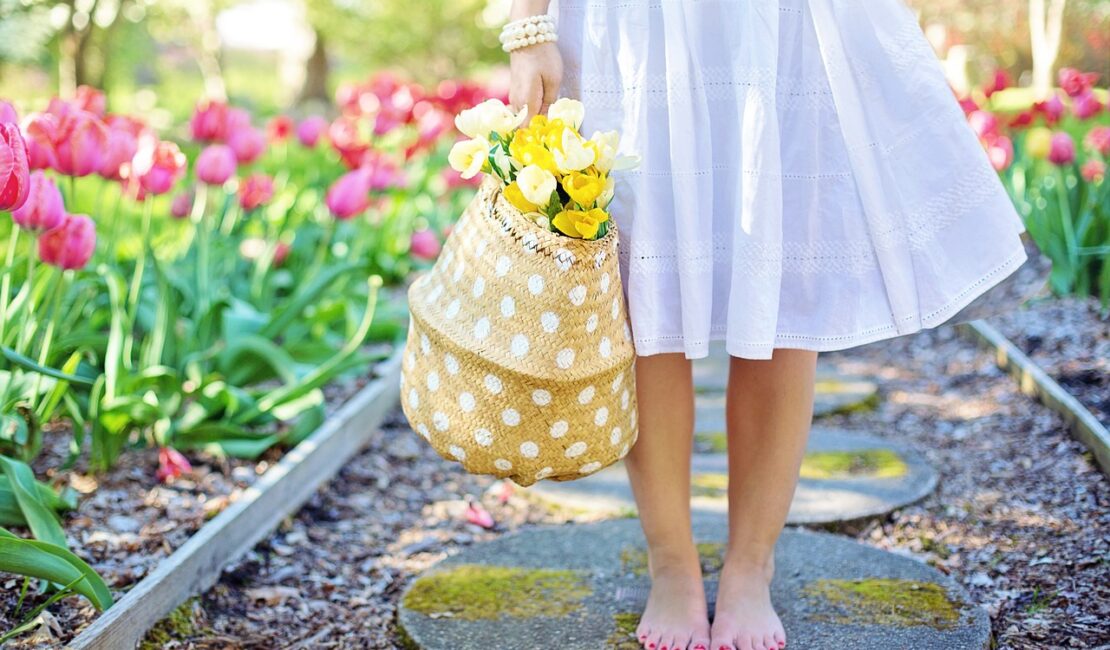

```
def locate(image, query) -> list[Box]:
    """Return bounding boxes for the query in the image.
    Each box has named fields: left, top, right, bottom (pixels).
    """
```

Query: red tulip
left=129, top=135, right=187, bottom=196
left=1085, top=126, right=1110, bottom=157
left=410, top=228, right=441, bottom=261
left=228, top=126, right=265, bottom=164
left=156, top=446, right=192, bottom=483
left=1048, top=132, right=1076, bottom=166
left=195, top=144, right=237, bottom=186
left=21, top=113, right=58, bottom=171
left=296, top=116, right=328, bottom=147
left=12, top=171, right=64, bottom=231
left=967, top=110, right=999, bottom=140
left=1073, top=91, right=1104, bottom=120
left=328, top=116, right=370, bottom=169
left=957, top=96, right=979, bottom=116
left=238, top=173, right=274, bottom=211
left=985, top=135, right=1014, bottom=172
left=0, top=122, right=30, bottom=212
left=982, top=69, right=1011, bottom=99
left=52, top=109, right=108, bottom=177
left=1081, top=159, right=1106, bottom=184
left=273, top=241, right=291, bottom=267
left=1009, top=111, right=1035, bottom=129
left=267, top=115, right=294, bottom=141
left=74, top=85, right=106, bottom=117
left=38, top=213, right=96, bottom=270
left=325, top=168, right=372, bottom=219
left=0, top=101, right=18, bottom=125
left=98, top=123, right=139, bottom=181
left=170, top=190, right=193, bottom=219
left=190, top=99, right=230, bottom=142
left=1058, top=68, right=1100, bottom=98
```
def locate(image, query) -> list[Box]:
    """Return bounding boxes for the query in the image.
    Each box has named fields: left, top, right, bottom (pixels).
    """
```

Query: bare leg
left=626, top=353, right=712, bottom=650
left=710, top=349, right=817, bottom=650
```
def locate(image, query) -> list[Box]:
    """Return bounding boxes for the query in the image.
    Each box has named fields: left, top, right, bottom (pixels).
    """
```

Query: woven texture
left=401, top=176, right=638, bottom=486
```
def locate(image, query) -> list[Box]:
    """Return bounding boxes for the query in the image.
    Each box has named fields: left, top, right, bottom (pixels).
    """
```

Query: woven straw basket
left=400, top=175, right=638, bottom=486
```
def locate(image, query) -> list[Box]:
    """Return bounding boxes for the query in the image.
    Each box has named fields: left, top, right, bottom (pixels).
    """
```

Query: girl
left=504, top=1, right=1028, bottom=649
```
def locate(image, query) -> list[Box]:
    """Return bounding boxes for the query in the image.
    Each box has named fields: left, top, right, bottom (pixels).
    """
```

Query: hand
left=509, top=42, right=563, bottom=124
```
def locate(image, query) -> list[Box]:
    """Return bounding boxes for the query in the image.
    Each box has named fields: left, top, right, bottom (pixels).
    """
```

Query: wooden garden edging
left=961, top=320, right=1110, bottom=476
left=65, top=348, right=405, bottom=650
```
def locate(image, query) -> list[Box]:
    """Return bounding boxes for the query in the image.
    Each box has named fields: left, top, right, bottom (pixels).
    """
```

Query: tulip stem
left=69, top=177, right=77, bottom=212
left=27, top=269, right=66, bottom=414
left=123, top=199, right=154, bottom=369
left=0, top=224, right=20, bottom=349
left=1054, top=167, right=1078, bottom=280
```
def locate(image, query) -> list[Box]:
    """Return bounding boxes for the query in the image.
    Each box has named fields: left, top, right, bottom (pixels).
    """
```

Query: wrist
left=509, top=0, right=550, bottom=20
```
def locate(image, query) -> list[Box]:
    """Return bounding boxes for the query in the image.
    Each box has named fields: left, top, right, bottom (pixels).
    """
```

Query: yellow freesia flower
left=562, top=171, right=604, bottom=207
left=503, top=181, right=539, bottom=213
left=541, top=118, right=569, bottom=152
left=552, top=207, right=608, bottom=240
left=509, top=131, right=558, bottom=173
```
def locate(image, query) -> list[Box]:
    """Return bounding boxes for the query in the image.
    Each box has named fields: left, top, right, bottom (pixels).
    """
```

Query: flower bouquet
left=400, top=98, right=640, bottom=486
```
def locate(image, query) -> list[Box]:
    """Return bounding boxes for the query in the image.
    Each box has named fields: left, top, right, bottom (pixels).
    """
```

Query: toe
left=672, top=632, right=692, bottom=650
left=659, top=633, right=676, bottom=650
left=645, top=631, right=662, bottom=650
left=734, top=635, right=755, bottom=650
left=763, top=635, right=778, bottom=650
left=773, top=631, right=786, bottom=648
left=691, top=635, right=711, bottom=650
left=637, top=624, right=651, bottom=647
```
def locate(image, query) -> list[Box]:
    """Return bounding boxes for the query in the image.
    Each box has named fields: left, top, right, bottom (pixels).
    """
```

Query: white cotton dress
left=550, top=0, right=1029, bottom=360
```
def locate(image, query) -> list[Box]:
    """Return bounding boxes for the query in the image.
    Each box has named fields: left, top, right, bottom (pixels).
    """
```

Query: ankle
left=646, top=544, right=702, bottom=578
left=721, top=550, right=775, bottom=582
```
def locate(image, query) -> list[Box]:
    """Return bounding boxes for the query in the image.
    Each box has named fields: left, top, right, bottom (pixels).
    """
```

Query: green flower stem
left=122, top=199, right=155, bottom=369
left=104, top=183, right=124, bottom=263
left=1055, top=167, right=1079, bottom=275
left=0, top=223, right=20, bottom=348
left=27, top=269, right=66, bottom=413
left=193, top=185, right=212, bottom=318
left=14, top=252, right=37, bottom=356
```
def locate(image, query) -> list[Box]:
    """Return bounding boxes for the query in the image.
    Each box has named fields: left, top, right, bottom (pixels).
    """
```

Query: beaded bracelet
left=500, top=14, right=558, bottom=52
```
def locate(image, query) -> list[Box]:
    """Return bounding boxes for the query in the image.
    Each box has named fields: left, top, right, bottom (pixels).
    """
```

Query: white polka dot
left=535, top=467, right=553, bottom=480
left=473, top=317, right=491, bottom=340
left=595, top=407, right=609, bottom=426
left=568, top=285, right=587, bottom=306
left=556, top=348, right=576, bottom=369
left=474, top=428, right=493, bottom=447
left=522, top=232, right=538, bottom=253
left=611, top=372, right=624, bottom=393
left=420, top=334, right=431, bottom=355
left=502, top=409, right=521, bottom=426
left=623, top=322, right=632, bottom=341
left=599, top=337, right=612, bottom=358
left=565, top=441, right=587, bottom=458
left=459, top=392, right=476, bottom=412
left=578, top=386, right=595, bottom=404
left=579, top=461, right=602, bottom=474
left=620, top=442, right=631, bottom=457
left=501, top=296, right=516, bottom=318
left=494, top=458, right=513, bottom=471
left=541, top=312, right=560, bottom=333
left=554, top=248, right=574, bottom=272
left=520, top=441, right=539, bottom=458
left=532, top=389, right=552, bottom=406
left=452, top=260, right=465, bottom=282
left=550, top=421, right=569, bottom=438
left=433, top=411, right=449, bottom=431
left=610, top=427, right=623, bottom=445
left=408, top=388, right=419, bottom=408
left=448, top=445, right=466, bottom=461
left=510, top=334, right=530, bottom=358
left=426, top=371, right=440, bottom=391
left=444, top=353, right=460, bottom=375
left=612, top=297, right=621, bottom=319
left=630, top=409, right=638, bottom=429
left=475, top=239, right=488, bottom=256
left=528, top=274, right=545, bottom=295
left=495, top=256, right=512, bottom=276
left=405, top=351, right=415, bottom=369
left=600, top=272, right=611, bottom=294
left=594, top=250, right=607, bottom=268
left=416, top=423, right=430, bottom=439
left=485, top=374, right=503, bottom=394
left=621, top=390, right=630, bottom=410
left=585, top=314, right=598, bottom=333
left=472, top=276, right=485, bottom=298
left=444, top=299, right=461, bottom=319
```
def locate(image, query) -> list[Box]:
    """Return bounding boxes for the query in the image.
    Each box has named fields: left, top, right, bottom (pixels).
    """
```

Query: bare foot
left=709, top=558, right=785, bottom=650
left=636, top=556, right=712, bottom=650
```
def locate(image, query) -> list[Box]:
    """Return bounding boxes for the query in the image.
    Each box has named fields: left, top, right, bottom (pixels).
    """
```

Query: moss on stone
left=799, top=449, right=908, bottom=480
left=606, top=612, right=643, bottom=649
left=621, top=543, right=725, bottom=577
left=695, top=431, right=728, bottom=454
left=140, top=597, right=204, bottom=649
left=690, top=473, right=729, bottom=498
left=402, top=564, right=591, bottom=621
left=803, top=578, right=962, bottom=630
left=814, top=379, right=880, bottom=414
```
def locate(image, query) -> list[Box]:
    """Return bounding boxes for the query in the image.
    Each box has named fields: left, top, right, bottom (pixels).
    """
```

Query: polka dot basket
left=400, top=175, right=638, bottom=486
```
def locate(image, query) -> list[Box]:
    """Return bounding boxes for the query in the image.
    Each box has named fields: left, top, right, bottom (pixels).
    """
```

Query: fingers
left=525, top=76, right=544, bottom=123
left=540, top=73, right=560, bottom=118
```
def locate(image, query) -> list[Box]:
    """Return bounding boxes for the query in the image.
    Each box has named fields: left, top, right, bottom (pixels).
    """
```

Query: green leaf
left=0, top=347, right=95, bottom=386
left=260, top=262, right=361, bottom=339
left=0, top=456, right=67, bottom=549
left=0, top=527, right=114, bottom=611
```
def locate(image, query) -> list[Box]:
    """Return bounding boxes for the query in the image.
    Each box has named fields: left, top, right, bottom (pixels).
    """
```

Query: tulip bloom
left=228, top=126, right=266, bottom=164
left=1058, top=68, right=1100, bottom=98
left=325, top=168, right=372, bottom=219
left=129, top=135, right=187, bottom=196
left=296, top=116, right=328, bottom=147
left=1033, top=94, right=1065, bottom=126
left=170, top=190, right=193, bottom=219
left=190, top=99, right=230, bottom=142
left=74, top=86, right=107, bottom=117
left=52, top=109, right=108, bottom=177
left=967, top=111, right=999, bottom=140
left=0, top=101, right=17, bottom=125
left=410, top=228, right=441, bottom=261
left=1073, top=92, right=1104, bottom=120
left=238, top=173, right=275, bottom=211
left=21, top=113, right=58, bottom=171
left=12, top=171, right=64, bottom=231
left=98, top=123, right=139, bottom=181
left=1047, top=132, right=1076, bottom=166
left=1085, top=126, right=1110, bottom=157
left=267, top=115, right=294, bottom=141
left=0, top=122, right=30, bottom=212
left=982, top=69, right=1011, bottom=99
left=39, top=213, right=96, bottom=270
left=195, top=144, right=237, bottom=186
left=1081, top=159, right=1106, bottom=184
left=156, top=447, right=192, bottom=483
left=985, top=136, right=1014, bottom=172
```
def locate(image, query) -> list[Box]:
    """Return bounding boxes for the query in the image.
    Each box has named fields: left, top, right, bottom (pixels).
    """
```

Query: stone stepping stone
left=397, top=519, right=989, bottom=650
left=694, top=373, right=879, bottom=418
left=523, top=429, right=937, bottom=524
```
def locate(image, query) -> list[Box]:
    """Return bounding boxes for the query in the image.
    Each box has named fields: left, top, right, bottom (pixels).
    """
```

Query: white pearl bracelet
left=500, top=14, right=557, bottom=52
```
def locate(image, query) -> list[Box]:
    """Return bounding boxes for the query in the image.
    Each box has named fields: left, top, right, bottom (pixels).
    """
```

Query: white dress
left=552, top=0, right=1029, bottom=360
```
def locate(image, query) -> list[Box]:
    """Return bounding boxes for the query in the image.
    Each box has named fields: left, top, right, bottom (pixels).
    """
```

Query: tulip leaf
left=0, top=527, right=114, bottom=611
left=0, top=346, right=95, bottom=386
left=259, top=262, right=360, bottom=339
left=0, top=456, right=67, bottom=549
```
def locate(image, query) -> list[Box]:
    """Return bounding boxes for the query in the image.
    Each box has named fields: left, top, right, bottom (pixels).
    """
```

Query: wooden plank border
left=961, top=320, right=1110, bottom=476
left=65, top=348, right=405, bottom=650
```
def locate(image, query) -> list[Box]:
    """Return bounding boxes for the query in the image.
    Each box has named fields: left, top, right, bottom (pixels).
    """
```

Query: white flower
left=548, top=98, right=585, bottom=130
left=516, top=164, right=558, bottom=206
left=598, top=174, right=616, bottom=208
left=448, top=137, right=491, bottom=179
left=589, top=130, right=620, bottom=173
left=553, top=129, right=596, bottom=173
left=454, top=99, right=528, bottom=139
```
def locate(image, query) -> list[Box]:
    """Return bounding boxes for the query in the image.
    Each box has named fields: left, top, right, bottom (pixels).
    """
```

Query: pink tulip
left=0, top=101, right=18, bottom=125
left=38, top=213, right=96, bottom=270
left=1081, top=159, right=1106, bottom=184
left=238, top=173, right=274, bottom=211
left=73, top=86, right=106, bottom=117
left=239, top=238, right=291, bottom=266
left=98, top=124, right=139, bottom=181
left=195, top=145, right=237, bottom=186
left=228, top=126, right=266, bottom=164
left=1085, top=126, right=1110, bottom=157
left=464, top=502, right=495, bottom=529
left=328, top=117, right=369, bottom=169
left=325, top=168, right=372, bottom=219
left=985, top=135, right=1014, bottom=172
left=226, top=108, right=252, bottom=136
left=967, top=110, right=999, bottom=140
left=1009, top=111, right=1035, bottom=129
left=52, top=109, right=108, bottom=177
left=1058, top=68, right=1100, bottom=98
left=156, top=446, right=192, bottom=483
left=190, top=99, right=230, bottom=142
left=441, top=166, right=481, bottom=191
left=1073, top=91, right=1104, bottom=120
left=0, top=122, right=30, bottom=212
left=982, top=69, right=1011, bottom=99
left=21, top=113, right=58, bottom=171
left=1048, top=132, right=1076, bottom=166
left=267, top=115, right=294, bottom=142
left=129, top=135, right=187, bottom=196
left=1034, top=94, right=1066, bottom=126
left=296, top=116, right=328, bottom=147
left=12, top=172, right=64, bottom=231
left=957, top=96, right=979, bottom=116
left=410, top=228, right=441, bottom=261
left=170, top=190, right=193, bottom=219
